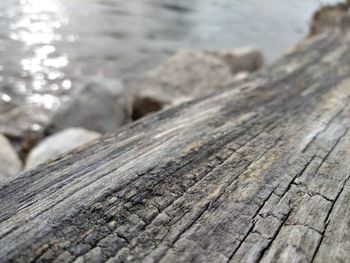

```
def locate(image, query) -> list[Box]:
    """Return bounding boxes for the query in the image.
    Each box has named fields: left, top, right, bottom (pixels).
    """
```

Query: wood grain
left=1, top=31, right=350, bottom=262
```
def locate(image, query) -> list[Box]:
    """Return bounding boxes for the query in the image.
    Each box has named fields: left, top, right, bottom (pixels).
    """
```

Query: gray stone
left=47, top=79, right=132, bottom=134
left=25, top=128, right=101, bottom=170
left=0, top=84, right=52, bottom=138
left=0, top=134, right=22, bottom=178
left=132, top=48, right=263, bottom=119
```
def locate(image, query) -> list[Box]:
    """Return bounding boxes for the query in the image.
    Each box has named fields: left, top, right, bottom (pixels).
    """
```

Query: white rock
left=132, top=48, right=263, bottom=119
left=47, top=78, right=132, bottom=134
left=0, top=134, right=22, bottom=177
left=25, top=128, right=101, bottom=170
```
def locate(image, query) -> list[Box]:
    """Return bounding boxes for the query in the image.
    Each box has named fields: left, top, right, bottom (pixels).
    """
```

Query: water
left=0, top=0, right=341, bottom=136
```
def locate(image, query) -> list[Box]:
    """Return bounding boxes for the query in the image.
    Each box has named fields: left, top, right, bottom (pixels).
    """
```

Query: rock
left=308, top=3, right=350, bottom=38
left=19, top=129, right=46, bottom=161
left=0, top=96, right=51, bottom=138
left=46, top=79, right=132, bottom=134
left=25, top=128, right=101, bottom=170
left=0, top=134, right=22, bottom=177
left=132, top=48, right=263, bottom=119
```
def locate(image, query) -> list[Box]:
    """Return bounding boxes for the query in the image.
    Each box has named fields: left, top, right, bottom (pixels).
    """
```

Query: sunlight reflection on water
left=15, top=0, right=69, bottom=96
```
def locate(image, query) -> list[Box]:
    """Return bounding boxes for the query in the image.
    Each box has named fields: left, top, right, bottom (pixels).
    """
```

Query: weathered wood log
left=2, top=30, right=350, bottom=263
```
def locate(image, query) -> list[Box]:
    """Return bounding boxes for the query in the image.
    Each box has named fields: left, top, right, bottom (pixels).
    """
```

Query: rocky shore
left=0, top=2, right=349, bottom=179
left=0, top=48, right=264, bottom=178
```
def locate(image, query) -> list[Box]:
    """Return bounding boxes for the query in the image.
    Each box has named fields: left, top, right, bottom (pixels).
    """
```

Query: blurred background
left=0, top=0, right=343, bottom=135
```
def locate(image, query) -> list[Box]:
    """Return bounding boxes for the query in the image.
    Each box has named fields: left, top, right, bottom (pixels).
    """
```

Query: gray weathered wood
left=1, top=30, right=350, bottom=262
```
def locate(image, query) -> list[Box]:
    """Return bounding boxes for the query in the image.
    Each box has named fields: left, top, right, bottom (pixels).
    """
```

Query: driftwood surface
left=2, top=31, right=350, bottom=263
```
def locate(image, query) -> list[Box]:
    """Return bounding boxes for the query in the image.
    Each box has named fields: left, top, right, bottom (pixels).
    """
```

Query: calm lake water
left=0, top=0, right=341, bottom=134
